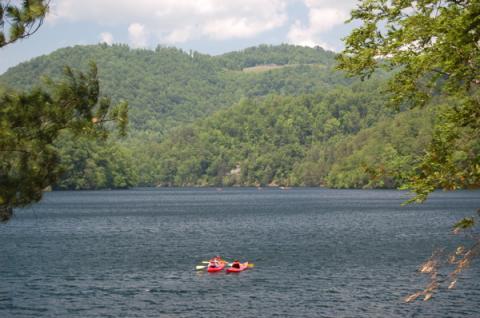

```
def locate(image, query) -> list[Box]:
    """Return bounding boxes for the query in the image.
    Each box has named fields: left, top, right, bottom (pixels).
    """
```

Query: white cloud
left=128, top=23, right=148, bottom=48
left=286, top=21, right=335, bottom=50
left=309, top=8, right=348, bottom=32
left=202, top=15, right=286, bottom=40
left=164, top=27, right=193, bottom=44
left=49, top=0, right=288, bottom=45
left=287, top=0, right=352, bottom=50
left=287, top=21, right=315, bottom=47
left=304, top=0, right=356, bottom=12
left=99, top=32, right=114, bottom=45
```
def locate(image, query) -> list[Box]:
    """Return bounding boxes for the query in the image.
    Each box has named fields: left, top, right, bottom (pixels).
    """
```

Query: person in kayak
left=231, top=260, right=241, bottom=269
left=209, top=257, right=221, bottom=268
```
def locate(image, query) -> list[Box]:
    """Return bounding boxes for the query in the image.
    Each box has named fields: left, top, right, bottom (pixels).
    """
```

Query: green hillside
left=1, top=43, right=429, bottom=189
left=0, top=44, right=351, bottom=136
left=144, top=84, right=434, bottom=187
left=215, top=44, right=336, bottom=69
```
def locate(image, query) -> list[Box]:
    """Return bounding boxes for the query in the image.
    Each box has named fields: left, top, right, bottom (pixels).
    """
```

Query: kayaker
left=209, top=257, right=220, bottom=268
left=231, top=260, right=241, bottom=269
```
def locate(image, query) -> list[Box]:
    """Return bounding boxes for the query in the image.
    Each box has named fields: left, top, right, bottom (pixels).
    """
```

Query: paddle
left=201, top=259, right=230, bottom=264
left=196, top=259, right=228, bottom=270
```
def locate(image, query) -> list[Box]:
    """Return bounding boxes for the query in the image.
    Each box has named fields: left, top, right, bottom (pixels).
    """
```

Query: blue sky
left=0, top=0, right=359, bottom=74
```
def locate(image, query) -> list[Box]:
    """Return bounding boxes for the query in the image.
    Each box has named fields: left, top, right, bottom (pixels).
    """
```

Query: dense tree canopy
left=1, top=43, right=431, bottom=191
left=1, top=44, right=350, bottom=135
left=215, top=43, right=336, bottom=69
left=54, top=133, right=136, bottom=190
left=139, top=83, right=433, bottom=188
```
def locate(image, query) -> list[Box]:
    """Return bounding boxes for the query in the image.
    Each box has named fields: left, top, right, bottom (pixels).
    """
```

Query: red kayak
left=226, top=262, right=249, bottom=273
left=207, top=261, right=226, bottom=272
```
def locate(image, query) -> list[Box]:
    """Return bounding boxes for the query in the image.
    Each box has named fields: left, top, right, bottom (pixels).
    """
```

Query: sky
left=0, top=0, right=360, bottom=74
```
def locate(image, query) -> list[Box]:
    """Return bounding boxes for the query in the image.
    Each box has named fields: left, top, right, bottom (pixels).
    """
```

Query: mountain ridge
left=0, top=43, right=350, bottom=135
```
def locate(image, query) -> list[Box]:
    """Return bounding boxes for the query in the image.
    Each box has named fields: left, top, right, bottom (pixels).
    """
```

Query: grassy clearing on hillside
left=242, top=64, right=288, bottom=73
left=241, top=63, right=326, bottom=73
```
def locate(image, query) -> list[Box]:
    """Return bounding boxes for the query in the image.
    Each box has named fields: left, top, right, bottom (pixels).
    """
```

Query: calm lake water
left=1, top=188, right=479, bottom=317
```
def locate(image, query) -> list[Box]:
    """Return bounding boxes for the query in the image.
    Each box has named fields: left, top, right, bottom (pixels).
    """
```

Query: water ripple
left=0, top=188, right=479, bottom=317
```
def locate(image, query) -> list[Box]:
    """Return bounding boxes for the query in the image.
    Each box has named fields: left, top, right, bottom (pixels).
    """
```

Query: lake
left=1, top=188, right=479, bottom=317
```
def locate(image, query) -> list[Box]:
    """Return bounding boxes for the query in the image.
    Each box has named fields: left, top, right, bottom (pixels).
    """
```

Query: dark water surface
left=1, top=188, right=479, bottom=317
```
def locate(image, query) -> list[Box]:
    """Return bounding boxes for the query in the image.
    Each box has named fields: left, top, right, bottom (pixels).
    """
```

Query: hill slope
left=142, top=82, right=433, bottom=188
left=1, top=43, right=426, bottom=189
left=0, top=44, right=351, bottom=135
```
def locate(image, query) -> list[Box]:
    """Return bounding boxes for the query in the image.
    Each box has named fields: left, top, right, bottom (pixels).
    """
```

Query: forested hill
left=1, top=43, right=428, bottom=189
left=214, top=44, right=336, bottom=69
left=0, top=44, right=348, bottom=135
left=140, top=84, right=434, bottom=188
